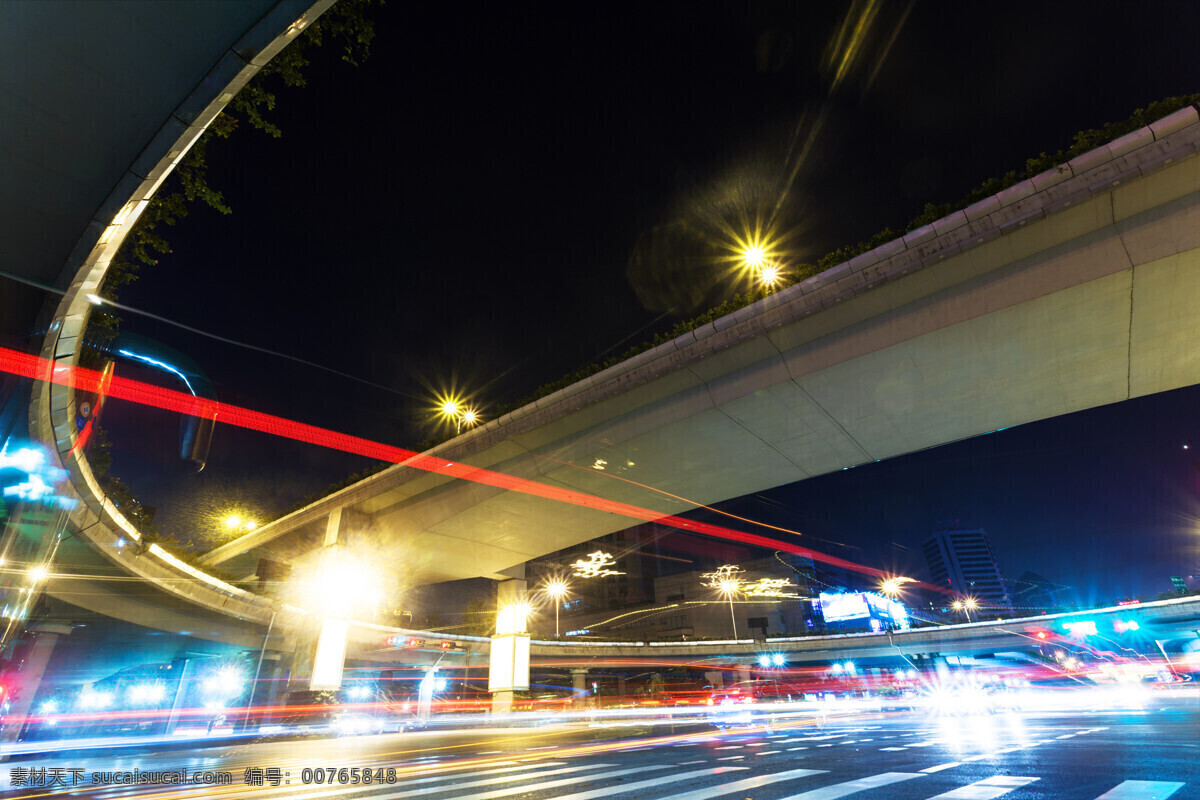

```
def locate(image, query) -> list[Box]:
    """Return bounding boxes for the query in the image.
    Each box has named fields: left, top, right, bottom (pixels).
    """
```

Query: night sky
left=96, top=1, right=1200, bottom=599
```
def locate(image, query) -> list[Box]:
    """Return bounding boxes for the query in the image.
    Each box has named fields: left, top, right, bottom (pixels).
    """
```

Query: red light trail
left=3, top=345, right=919, bottom=584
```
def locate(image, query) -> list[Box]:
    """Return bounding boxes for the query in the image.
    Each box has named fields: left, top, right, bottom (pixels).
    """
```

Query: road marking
left=516, top=767, right=750, bottom=800
left=923, top=775, right=1039, bottom=799
left=389, top=764, right=674, bottom=800
left=367, top=764, right=626, bottom=799
left=716, top=756, right=744, bottom=761
left=1092, top=780, right=1186, bottom=799
left=714, top=745, right=743, bottom=750
left=963, top=754, right=993, bottom=761
left=787, top=746, right=809, bottom=751
left=653, top=768, right=827, bottom=800
left=527, top=745, right=559, bottom=750
left=921, top=762, right=961, bottom=773
left=1056, top=734, right=1076, bottom=739
left=757, top=750, right=782, bottom=755
left=817, top=743, right=834, bottom=747
left=775, top=772, right=924, bottom=800
left=679, top=760, right=707, bottom=765
left=880, top=747, right=907, bottom=751
left=398, top=763, right=563, bottom=787
left=746, top=742, right=770, bottom=747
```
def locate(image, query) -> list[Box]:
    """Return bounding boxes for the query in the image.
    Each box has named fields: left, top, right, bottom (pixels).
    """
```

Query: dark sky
left=99, top=1, right=1200, bottom=598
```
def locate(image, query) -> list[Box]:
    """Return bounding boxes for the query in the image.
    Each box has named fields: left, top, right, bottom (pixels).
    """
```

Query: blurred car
left=279, top=689, right=412, bottom=736
left=707, top=680, right=807, bottom=728
left=708, top=680, right=806, bottom=706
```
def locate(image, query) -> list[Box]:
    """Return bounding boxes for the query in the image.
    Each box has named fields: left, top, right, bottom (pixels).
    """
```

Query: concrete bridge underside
left=205, top=109, right=1200, bottom=593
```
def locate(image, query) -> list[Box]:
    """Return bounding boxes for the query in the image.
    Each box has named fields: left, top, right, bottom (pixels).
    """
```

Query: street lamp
left=757, top=264, right=782, bottom=292
left=542, top=578, right=570, bottom=637
left=952, top=597, right=977, bottom=622
left=222, top=514, right=257, bottom=532
left=702, top=565, right=745, bottom=639
left=879, top=576, right=913, bottom=598
left=436, top=395, right=482, bottom=435
left=716, top=577, right=742, bottom=639
left=741, top=244, right=768, bottom=270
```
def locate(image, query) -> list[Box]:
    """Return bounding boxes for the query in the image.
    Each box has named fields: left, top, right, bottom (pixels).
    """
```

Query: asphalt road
left=4, top=698, right=1197, bottom=799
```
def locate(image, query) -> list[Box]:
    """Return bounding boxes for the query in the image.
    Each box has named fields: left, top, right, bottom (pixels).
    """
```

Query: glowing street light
left=702, top=565, right=746, bottom=639
left=879, top=576, right=913, bottom=598
left=222, top=514, right=257, bottom=532
left=496, top=601, right=531, bottom=635
left=952, top=597, right=978, bottom=622
left=741, top=244, right=768, bottom=270
left=542, top=578, right=570, bottom=637
left=436, top=395, right=482, bottom=435
left=757, top=264, right=782, bottom=291
left=295, top=550, right=386, bottom=619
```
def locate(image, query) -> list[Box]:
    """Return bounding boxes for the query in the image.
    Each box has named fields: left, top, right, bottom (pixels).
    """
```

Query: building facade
left=922, top=527, right=1013, bottom=615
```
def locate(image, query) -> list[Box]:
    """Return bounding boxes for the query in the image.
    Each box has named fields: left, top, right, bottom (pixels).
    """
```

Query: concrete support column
left=0, top=623, right=70, bottom=744
left=323, top=507, right=343, bottom=547
left=572, top=668, right=587, bottom=707
left=491, top=565, right=528, bottom=715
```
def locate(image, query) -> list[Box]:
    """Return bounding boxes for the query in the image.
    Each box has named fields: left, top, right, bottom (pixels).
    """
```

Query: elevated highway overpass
left=200, top=104, right=1200, bottom=593
left=345, top=597, right=1200, bottom=666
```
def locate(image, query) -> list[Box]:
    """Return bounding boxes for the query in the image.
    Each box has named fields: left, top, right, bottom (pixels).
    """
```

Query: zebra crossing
left=14, top=752, right=1189, bottom=800
left=305, top=758, right=1179, bottom=800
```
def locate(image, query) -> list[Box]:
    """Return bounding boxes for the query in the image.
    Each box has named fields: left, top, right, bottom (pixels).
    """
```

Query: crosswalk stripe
left=394, top=761, right=565, bottom=787
left=923, top=775, right=1039, bottom=799
left=776, top=772, right=925, bottom=800
left=650, top=768, right=827, bottom=800
left=1092, top=780, right=1186, bottom=800
left=516, top=767, right=750, bottom=800
left=364, top=763, right=624, bottom=799
left=393, top=764, right=677, bottom=800
left=921, top=762, right=961, bottom=773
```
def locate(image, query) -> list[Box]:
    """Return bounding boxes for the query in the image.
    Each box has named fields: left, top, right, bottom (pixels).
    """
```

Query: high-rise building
left=922, top=527, right=1012, bottom=614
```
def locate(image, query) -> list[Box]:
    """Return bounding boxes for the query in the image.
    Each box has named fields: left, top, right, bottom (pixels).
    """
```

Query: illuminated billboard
left=819, top=592, right=870, bottom=622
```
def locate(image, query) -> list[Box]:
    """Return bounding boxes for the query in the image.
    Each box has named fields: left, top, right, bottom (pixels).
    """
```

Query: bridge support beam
left=489, top=566, right=529, bottom=714
left=572, top=668, right=588, bottom=708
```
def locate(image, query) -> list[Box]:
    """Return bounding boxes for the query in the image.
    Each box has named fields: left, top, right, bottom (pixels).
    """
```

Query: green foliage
left=85, top=0, right=381, bottom=336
